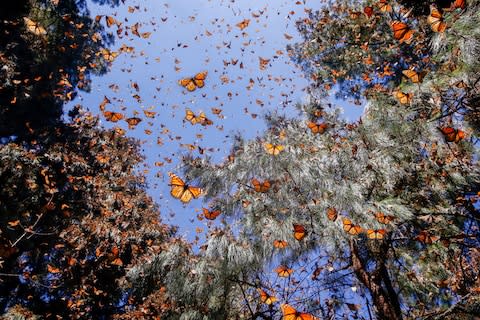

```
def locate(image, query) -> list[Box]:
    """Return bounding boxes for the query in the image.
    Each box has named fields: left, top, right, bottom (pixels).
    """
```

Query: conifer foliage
left=132, top=0, right=480, bottom=318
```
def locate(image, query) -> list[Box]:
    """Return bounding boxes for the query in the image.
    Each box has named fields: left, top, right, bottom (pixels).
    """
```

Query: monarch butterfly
left=377, top=0, right=392, bottom=13
left=367, top=229, right=386, bottom=240
left=375, top=212, right=395, bottom=224
left=105, top=15, right=117, bottom=28
left=103, top=111, right=124, bottom=122
left=258, top=289, right=277, bottom=305
left=273, top=240, right=288, bottom=248
left=236, top=19, right=250, bottom=30
left=143, top=110, right=156, bottom=118
left=393, top=91, right=413, bottom=104
left=439, top=127, right=465, bottom=143
left=343, top=218, right=362, bottom=235
left=169, top=172, right=202, bottom=203
left=402, top=68, right=426, bottom=83
left=391, top=21, right=414, bottom=44
left=251, top=178, right=271, bottom=193
left=281, top=304, right=316, bottom=320
left=23, top=17, right=47, bottom=36
left=293, top=224, right=306, bottom=241
left=415, top=230, right=439, bottom=244
left=185, top=109, right=213, bottom=126
left=203, top=208, right=221, bottom=220
left=178, top=72, right=207, bottom=92
left=126, top=117, right=142, bottom=129
left=447, top=0, right=466, bottom=11
left=327, top=207, right=338, bottom=221
left=275, top=265, right=293, bottom=277
left=264, top=143, right=284, bottom=155
left=349, top=10, right=362, bottom=19
left=427, top=6, right=447, bottom=33
left=307, top=121, right=328, bottom=134
left=364, top=6, right=374, bottom=18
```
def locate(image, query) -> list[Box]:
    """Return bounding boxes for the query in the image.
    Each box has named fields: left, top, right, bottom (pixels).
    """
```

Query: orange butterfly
left=343, top=218, right=362, bottom=235
left=178, top=72, right=207, bottom=92
left=377, top=0, right=392, bottom=12
left=364, top=6, right=374, bottom=18
left=185, top=109, right=213, bottom=126
left=367, top=229, right=386, bottom=240
left=236, top=19, right=250, bottom=30
left=427, top=6, right=447, bottom=33
left=391, top=21, right=414, bottom=44
left=23, top=17, right=47, bottom=36
left=169, top=172, right=202, bottom=203
left=402, top=68, right=426, bottom=83
left=273, top=240, right=288, bottom=249
left=375, top=212, right=395, bottom=224
left=281, top=304, right=316, bottom=320
left=293, top=224, right=306, bottom=241
left=203, top=208, right=221, bottom=220
left=326, top=207, right=338, bottom=221
left=307, top=121, right=328, bottom=134
left=251, top=178, right=271, bottom=193
left=126, top=117, right=141, bottom=129
left=103, top=111, right=124, bottom=122
left=439, top=127, right=465, bottom=143
left=416, top=230, right=440, bottom=244
left=447, top=0, right=466, bottom=11
left=275, top=265, right=293, bottom=277
left=393, top=91, right=413, bottom=104
left=264, top=143, right=284, bottom=155
left=258, top=289, right=277, bottom=305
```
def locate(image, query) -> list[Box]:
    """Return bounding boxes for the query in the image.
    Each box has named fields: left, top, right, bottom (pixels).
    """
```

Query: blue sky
left=71, top=0, right=364, bottom=242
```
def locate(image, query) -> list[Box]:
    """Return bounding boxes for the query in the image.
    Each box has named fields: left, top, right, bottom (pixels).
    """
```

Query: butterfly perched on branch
left=178, top=71, right=207, bottom=92
left=391, top=21, right=414, bottom=44
left=343, top=218, right=362, bottom=235
left=281, top=304, right=316, bottom=320
left=168, top=173, right=202, bottom=203
left=251, top=178, right=271, bottom=193
left=439, top=127, right=465, bottom=143
left=427, top=6, right=447, bottom=33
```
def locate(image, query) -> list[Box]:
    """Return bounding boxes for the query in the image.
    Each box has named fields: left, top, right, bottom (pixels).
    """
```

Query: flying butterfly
left=126, top=117, right=141, bottom=129
left=258, top=289, right=277, bottom=305
left=236, top=19, right=250, bottom=30
left=273, top=240, right=288, bottom=249
left=402, top=68, right=426, bottom=83
left=307, top=121, right=328, bottom=134
left=103, top=111, right=124, bottom=122
left=178, top=71, right=207, bottom=92
left=293, top=223, right=307, bottom=241
left=367, top=229, right=386, bottom=240
left=185, top=109, right=213, bottom=126
left=264, top=143, right=284, bottom=155
left=439, top=127, right=465, bottom=143
left=275, top=265, right=293, bottom=277
left=427, top=6, right=447, bottom=33
left=391, top=21, right=414, bottom=44
left=251, top=178, right=271, bottom=193
left=168, top=172, right=202, bottom=203
left=343, top=218, right=362, bottom=235
left=281, top=304, right=316, bottom=320
left=203, top=208, right=221, bottom=220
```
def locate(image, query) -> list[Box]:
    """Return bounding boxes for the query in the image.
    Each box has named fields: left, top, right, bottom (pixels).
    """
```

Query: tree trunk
left=350, top=240, right=403, bottom=320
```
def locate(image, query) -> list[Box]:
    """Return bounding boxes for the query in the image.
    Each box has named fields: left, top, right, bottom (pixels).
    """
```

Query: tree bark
left=350, top=240, right=403, bottom=320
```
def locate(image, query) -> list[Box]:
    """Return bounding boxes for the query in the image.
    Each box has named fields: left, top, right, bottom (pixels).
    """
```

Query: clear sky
left=70, top=0, right=364, bottom=243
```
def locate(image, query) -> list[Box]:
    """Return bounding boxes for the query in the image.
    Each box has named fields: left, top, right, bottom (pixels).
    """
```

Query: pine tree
left=128, top=0, right=480, bottom=319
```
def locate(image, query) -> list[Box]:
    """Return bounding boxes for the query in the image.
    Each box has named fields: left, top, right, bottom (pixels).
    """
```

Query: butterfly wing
left=293, top=224, right=306, bottom=241
left=193, top=72, right=207, bottom=88
left=327, top=208, right=337, bottom=221
left=185, top=109, right=198, bottom=124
